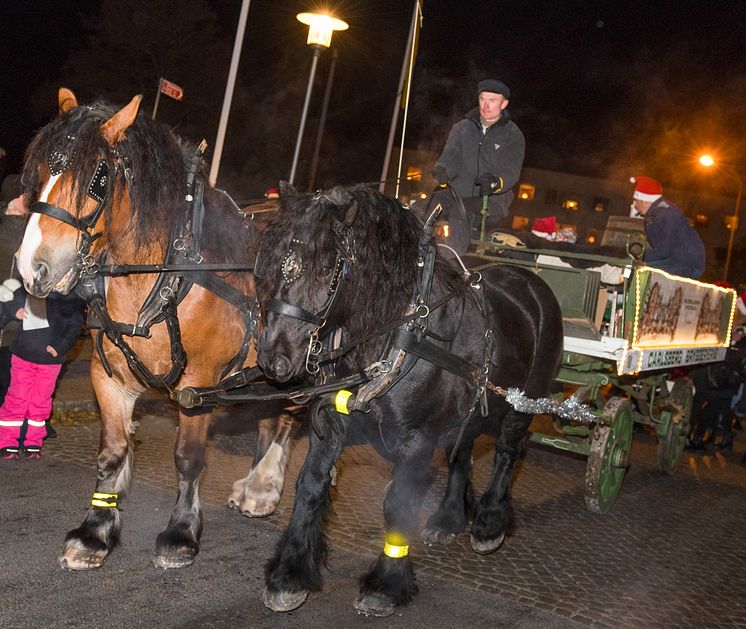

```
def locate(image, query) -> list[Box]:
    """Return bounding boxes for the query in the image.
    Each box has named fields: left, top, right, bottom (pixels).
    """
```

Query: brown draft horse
left=15, top=88, right=297, bottom=570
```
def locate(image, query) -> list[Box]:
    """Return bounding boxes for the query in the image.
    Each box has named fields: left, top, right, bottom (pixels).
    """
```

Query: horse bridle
left=29, top=120, right=118, bottom=269
left=257, top=237, right=350, bottom=375
left=31, top=161, right=109, bottom=256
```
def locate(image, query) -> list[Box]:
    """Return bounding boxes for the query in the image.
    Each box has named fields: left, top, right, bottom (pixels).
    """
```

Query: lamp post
left=699, top=154, right=744, bottom=282
left=289, top=12, right=348, bottom=187
left=308, top=47, right=338, bottom=191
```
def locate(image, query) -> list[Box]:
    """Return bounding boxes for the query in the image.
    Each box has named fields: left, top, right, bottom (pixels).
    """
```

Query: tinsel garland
left=503, top=388, right=599, bottom=424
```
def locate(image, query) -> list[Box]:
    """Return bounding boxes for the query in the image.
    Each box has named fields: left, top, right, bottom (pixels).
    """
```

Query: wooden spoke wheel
left=657, top=378, right=694, bottom=475
left=584, top=397, right=633, bottom=514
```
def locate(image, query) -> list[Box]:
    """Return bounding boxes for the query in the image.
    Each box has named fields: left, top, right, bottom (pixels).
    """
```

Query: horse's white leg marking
left=229, top=442, right=290, bottom=518
left=16, top=174, right=59, bottom=284
left=229, top=414, right=298, bottom=517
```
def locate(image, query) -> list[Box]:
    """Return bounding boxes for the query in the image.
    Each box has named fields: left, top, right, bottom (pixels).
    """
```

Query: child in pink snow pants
left=0, top=278, right=85, bottom=459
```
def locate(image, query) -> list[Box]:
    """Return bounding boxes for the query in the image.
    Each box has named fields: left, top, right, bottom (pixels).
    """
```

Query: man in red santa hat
left=630, top=176, right=705, bottom=279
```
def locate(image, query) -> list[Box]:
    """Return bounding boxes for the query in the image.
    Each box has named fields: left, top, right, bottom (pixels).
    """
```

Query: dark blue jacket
left=1, top=287, right=85, bottom=364
left=644, top=198, right=706, bottom=278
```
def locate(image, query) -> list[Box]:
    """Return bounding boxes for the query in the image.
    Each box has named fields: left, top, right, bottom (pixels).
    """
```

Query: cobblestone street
left=43, top=395, right=746, bottom=628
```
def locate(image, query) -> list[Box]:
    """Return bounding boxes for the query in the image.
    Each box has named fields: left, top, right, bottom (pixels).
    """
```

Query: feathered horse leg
left=228, top=412, right=299, bottom=517
left=263, top=404, right=344, bottom=613
left=470, top=409, right=533, bottom=554
left=58, top=349, right=139, bottom=570
left=421, top=438, right=476, bottom=546
left=354, top=430, right=434, bottom=617
left=152, top=408, right=210, bottom=568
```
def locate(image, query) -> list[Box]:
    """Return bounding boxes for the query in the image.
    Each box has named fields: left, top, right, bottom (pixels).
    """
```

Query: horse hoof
left=262, top=587, right=308, bottom=612
left=354, top=592, right=396, bottom=617
left=228, top=479, right=279, bottom=518
left=421, top=527, right=456, bottom=546
left=241, top=498, right=278, bottom=518
left=151, top=549, right=197, bottom=569
left=470, top=532, right=505, bottom=555
left=57, top=541, right=107, bottom=571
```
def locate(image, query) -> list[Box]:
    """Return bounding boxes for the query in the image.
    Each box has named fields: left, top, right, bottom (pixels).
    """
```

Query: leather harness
left=31, top=139, right=257, bottom=399
left=31, top=127, right=495, bottom=418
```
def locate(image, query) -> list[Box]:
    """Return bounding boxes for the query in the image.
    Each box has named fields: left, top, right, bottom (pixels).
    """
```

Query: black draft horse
left=254, top=183, right=564, bottom=616
left=15, top=89, right=297, bottom=571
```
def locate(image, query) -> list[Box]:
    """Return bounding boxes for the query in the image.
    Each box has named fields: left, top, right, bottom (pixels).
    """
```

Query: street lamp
left=288, top=12, right=348, bottom=186
left=699, top=154, right=744, bottom=282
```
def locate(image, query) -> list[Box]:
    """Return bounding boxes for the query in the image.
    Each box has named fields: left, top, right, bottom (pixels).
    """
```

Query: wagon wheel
left=584, top=397, right=633, bottom=514
left=656, top=378, right=694, bottom=475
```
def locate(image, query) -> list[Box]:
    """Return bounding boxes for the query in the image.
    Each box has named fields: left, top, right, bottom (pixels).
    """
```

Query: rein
left=94, top=262, right=255, bottom=275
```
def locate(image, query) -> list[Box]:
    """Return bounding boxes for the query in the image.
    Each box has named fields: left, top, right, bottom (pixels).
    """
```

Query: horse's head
left=16, top=88, right=141, bottom=296
left=255, top=184, right=358, bottom=382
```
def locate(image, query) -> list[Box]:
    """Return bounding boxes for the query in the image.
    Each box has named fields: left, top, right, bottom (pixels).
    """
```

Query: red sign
left=160, top=78, right=184, bottom=102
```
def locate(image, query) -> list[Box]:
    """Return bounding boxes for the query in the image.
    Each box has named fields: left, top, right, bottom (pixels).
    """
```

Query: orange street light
left=699, top=154, right=715, bottom=168
left=289, top=12, right=349, bottom=186
left=698, top=154, right=743, bottom=282
left=297, top=12, right=349, bottom=48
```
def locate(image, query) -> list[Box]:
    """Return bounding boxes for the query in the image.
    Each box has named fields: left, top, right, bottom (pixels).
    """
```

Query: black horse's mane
left=22, top=99, right=254, bottom=262
left=259, top=185, right=464, bottom=351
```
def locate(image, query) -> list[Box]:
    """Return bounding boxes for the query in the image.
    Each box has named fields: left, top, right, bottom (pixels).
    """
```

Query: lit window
left=406, top=167, right=422, bottom=181
left=593, top=197, right=608, bottom=213
left=518, top=184, right=535, bottom=200
left=694, top=213, right=708, bottom=226
left=586, top=229, right=601, bottom=245
left=725, top=215, right=738, bottom=230
left=563, top=199, right=579, bottom=210
left=512, top=215, right=529, bottom=230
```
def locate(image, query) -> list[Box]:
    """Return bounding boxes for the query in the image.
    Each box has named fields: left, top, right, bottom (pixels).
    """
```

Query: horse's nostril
left=35, top=261, right=49, bottom=283
left=272, top=356, right=292, bottom=380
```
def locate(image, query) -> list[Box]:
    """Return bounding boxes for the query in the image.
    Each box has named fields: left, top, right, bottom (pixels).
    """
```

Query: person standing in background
left=0, top=279, right=85, bottom=459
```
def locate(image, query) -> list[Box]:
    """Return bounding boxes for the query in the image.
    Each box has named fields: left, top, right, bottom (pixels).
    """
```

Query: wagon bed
left=466, top=234, right=736, bottom=512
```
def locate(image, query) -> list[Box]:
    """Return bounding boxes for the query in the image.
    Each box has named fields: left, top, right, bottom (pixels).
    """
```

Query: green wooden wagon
left=470, top=236, right=737, bottom=513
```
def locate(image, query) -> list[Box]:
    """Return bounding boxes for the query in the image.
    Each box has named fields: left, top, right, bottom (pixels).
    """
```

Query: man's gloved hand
left=475, top=173, right=502, bottom=196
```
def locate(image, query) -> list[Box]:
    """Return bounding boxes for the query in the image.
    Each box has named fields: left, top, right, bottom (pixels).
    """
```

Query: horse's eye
left=320, top=266, right=332, bottom=277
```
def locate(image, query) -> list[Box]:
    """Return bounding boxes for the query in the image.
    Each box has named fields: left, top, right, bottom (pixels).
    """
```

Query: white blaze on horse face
left=16, top=174, right=60, bottom=284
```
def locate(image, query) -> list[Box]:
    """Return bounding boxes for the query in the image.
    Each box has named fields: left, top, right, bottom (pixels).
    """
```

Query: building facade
left=387, top=150, right=741, bottom=283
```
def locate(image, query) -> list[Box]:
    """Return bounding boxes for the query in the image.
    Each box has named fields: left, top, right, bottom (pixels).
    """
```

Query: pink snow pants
left=0, top=355, right=62, bottom=449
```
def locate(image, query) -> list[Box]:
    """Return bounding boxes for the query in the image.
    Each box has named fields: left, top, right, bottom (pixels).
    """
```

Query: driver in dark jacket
left=630, top=176, right=706, bottom=279
left=432, top=79, right=525, bottom=234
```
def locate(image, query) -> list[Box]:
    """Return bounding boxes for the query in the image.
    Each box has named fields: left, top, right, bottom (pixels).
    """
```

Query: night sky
left=1, top=0, right=745, bottom=199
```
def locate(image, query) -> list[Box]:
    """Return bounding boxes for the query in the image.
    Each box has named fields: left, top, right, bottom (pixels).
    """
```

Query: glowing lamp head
left=699, top=154, right=715, bottom=168
left=297, top=12, right=349, bottom=48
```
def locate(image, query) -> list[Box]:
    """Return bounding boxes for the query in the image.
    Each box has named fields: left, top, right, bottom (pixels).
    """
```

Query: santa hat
left=532, top=216, right=557, bottom=240
left=264, top=187, right=280, bottom=200
left=737, top=293, right=746, bottom=316
left=630, top=176, right=663, bottom=203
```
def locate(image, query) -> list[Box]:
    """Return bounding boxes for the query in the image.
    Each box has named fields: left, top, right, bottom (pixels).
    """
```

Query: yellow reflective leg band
left=383, top=533, right=409, bottom=558
left=91, top=492, right=119, bottom=508
left=334, top=389, right=353, bottom=415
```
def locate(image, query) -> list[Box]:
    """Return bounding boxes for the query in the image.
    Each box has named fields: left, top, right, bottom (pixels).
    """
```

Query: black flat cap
left=477, top=79, right=510, bottom=99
